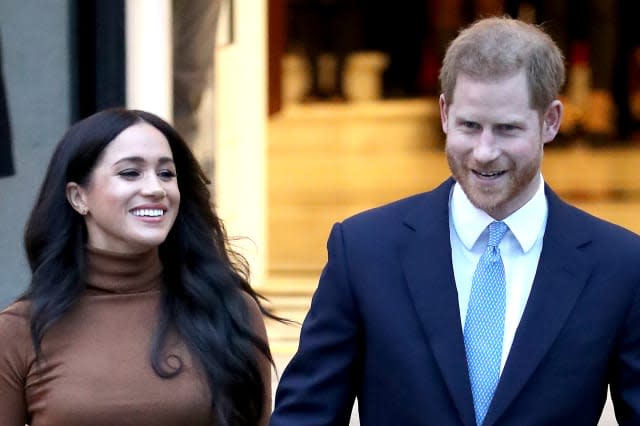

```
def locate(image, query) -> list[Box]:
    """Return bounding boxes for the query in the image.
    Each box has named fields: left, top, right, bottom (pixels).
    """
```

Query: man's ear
left=66, top=182, right=89, bottom=215
left=542, top=100, right=563, bottom=144
left=439, top=94, right=449, bottom=134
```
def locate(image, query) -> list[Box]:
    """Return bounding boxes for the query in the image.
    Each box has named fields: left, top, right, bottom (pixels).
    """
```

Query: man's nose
left=473, top=130, right=500, bottom=163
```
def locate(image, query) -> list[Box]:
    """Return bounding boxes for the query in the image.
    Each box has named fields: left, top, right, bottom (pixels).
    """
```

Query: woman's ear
left=66, top=182, right=89, bottom=215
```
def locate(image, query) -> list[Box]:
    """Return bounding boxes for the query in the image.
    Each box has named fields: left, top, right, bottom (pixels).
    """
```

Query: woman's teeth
left=132, top=209, right=164, bottom=217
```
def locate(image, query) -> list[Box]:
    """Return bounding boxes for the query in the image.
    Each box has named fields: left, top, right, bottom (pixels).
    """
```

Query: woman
left=0, top=108, right=273, bottom=425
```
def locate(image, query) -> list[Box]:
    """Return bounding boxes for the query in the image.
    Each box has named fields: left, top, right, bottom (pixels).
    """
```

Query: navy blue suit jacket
left=271, top=178, right=640, bottom=425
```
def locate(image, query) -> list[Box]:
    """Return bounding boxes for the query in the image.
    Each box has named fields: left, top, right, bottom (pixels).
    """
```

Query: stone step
left=262, top=274, right=317, bottom=354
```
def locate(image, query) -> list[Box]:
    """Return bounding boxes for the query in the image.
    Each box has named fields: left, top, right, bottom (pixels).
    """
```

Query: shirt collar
left=450, top=175, right=547, bottom=253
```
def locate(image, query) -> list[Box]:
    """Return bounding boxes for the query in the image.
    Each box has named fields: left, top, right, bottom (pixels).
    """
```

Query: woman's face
left=67, top=122, right=181, bottom=254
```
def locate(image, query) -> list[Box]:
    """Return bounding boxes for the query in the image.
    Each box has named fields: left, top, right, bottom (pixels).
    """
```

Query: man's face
left=440, top=70, right=560, bottom=219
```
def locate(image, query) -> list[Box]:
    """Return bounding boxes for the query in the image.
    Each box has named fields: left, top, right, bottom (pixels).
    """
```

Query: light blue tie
left=464, top=221, right=508, bottom=426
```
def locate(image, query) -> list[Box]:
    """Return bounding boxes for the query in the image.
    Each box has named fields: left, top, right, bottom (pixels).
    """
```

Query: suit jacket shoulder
left=340, top=178, right=454, bottom=235
left=544, top=185, right=640, bottom=264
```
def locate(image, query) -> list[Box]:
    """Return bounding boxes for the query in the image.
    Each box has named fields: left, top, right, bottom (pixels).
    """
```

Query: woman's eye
left=158, top=170, right=177, bottom=180
left=118, top=169, right=140, bottom=178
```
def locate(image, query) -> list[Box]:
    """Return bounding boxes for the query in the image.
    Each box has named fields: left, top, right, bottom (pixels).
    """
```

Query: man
left=270, top=17, right=640, bottom=425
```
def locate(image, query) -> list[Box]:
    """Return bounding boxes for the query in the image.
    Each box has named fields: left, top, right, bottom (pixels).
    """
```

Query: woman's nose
left=149, top=188, right=167, bottom=198
left=141, top=175, right=167, bottom=198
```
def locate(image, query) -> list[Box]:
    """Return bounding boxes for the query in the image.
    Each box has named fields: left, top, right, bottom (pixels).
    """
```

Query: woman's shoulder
left=238, top=290, right=272, bottom=425
left=0, top=300, right=31, bottom=340
left=0, top=299, right=30, bottom=322
left=0, top=300, right=33, bottom=374
left=239, top=291, right=266, bottom=332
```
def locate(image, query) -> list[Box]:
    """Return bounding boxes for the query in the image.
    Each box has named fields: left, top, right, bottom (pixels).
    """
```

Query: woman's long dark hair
left=23, top=108, right=273, bottom=425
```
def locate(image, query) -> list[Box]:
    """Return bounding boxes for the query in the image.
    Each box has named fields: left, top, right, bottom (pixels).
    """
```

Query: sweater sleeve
left=0, top=303, right=31, bottom=426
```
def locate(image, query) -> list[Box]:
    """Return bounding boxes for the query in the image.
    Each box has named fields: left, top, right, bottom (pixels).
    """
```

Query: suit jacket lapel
left=485, top=187, right=594, bottom=425
left=401, top=179, right=477, bottom=426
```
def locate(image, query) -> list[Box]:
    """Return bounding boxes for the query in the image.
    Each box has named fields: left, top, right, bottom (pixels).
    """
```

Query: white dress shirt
left=449, top=176, right=548, bottom=372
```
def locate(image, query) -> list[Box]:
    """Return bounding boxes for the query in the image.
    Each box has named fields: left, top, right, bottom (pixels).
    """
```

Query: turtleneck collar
left=84, top=246, right=163, bottom=294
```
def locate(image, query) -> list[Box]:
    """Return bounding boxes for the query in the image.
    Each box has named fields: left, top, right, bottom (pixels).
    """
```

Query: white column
left=214, top=0, right=267, bottom=287
left=125, top=0, right=172, bottom=122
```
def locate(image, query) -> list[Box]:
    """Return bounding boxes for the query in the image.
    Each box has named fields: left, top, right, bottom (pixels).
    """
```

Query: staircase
left=261, top=274, right=315, bottom=354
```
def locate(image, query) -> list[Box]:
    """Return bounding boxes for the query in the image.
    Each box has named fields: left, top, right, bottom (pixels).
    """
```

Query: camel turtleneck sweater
left=0, top=247, right=212, bottom=425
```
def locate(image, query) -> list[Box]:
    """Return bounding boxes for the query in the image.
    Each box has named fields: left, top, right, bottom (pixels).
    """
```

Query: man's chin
left=465, top=189, right=506, bottom=214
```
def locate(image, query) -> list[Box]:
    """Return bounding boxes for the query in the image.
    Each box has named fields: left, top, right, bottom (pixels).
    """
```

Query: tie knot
left=487, top=221, right=508, bottom=248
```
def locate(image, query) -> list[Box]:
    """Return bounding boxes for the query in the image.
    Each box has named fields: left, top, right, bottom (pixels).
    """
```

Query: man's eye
left=497, top=124, right=518, bottom=133
left=463, top=121, right=479, bottom=129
